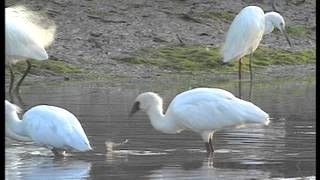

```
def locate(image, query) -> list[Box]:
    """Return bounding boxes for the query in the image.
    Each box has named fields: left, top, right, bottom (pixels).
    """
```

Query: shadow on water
left=5, top=74, right=315, bottom=179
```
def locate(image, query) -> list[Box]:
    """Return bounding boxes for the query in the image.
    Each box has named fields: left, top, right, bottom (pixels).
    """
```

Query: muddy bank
left=5, top=0, right=315, bottom=85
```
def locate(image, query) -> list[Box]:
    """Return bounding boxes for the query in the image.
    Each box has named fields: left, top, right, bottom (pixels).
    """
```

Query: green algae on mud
left=286, top=25, right=312, bottom=37
left=201, top=11, right=235, bottom=23
left=5, top=59, right=130, bottom=86
left=116, top=45, right=315, bottom=72
left=5, top=59, right=85, bottom=79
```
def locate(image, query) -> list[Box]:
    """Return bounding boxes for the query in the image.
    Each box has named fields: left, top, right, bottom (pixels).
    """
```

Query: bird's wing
left=5, top=7, right=55, bottom=61
left=23, top=105, right=91, bottom=151
left=222, top=7, right=265, bottom=62
left=170, top=88, right=269, bottom=132
left=5, top=17, right=48, bottom=60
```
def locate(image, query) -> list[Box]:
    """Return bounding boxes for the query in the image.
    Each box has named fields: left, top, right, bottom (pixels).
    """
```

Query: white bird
left=5, top=6, right=55, bottom=96
left=5, top=100, right=92, bottom=156
left=222, top=6, right=292, bottom=81
left=129, top=88, right=269, bottom=153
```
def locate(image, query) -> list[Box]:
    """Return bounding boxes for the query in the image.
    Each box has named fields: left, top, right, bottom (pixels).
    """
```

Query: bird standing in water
left=129, top=88, right=269, bottom=154
left=5, top=100, right=92, bottom=156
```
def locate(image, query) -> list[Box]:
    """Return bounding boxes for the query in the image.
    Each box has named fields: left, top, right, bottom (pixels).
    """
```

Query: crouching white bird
left=5, top=6, right=55, bottom=96
left=222, top=6, right=292, bottom=81
left=129, top=88, right=269, bottom=153
left=5, top=100, right=92, bottom=156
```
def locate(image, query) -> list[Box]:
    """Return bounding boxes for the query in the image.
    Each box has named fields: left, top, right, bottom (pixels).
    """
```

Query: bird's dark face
left=129, top=92, right=162, bottom=117
left=129, top=101, right=140, bottom=117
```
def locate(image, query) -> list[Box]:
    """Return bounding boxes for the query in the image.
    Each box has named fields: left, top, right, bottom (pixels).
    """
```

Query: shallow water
left=5, top=75, right=315, bottom=180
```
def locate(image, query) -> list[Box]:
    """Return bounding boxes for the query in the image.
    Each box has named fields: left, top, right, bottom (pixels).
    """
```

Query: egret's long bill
left=129, top=101, right=140, bottom=117
left=281, top=27, right=292, bottom=47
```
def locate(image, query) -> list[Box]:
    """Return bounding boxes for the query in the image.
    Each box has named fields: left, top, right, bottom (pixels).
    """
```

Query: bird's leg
left=249, top=76, right=253, bottom=101
left=238, top=58, right=242, bottom=99
left=15, top=90, right=27, bottom=111
left=8, top=65, right=15, bottom=102
left=205, top=142, right=211, bottom=153
left=14, top=60, right=32, bottom=94
left=238, top=58, right=242, bottom=81
left=249, top=52, right=253, bottom=82
left=209, top=138, right=214, bottom=153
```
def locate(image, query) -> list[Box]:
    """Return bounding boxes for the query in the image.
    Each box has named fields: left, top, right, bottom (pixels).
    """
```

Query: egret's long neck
left=5, top=111, right=30, bottom=141
left=146, top=104, right=180, bottom=134
left=264, top=13, right=276, bottom=35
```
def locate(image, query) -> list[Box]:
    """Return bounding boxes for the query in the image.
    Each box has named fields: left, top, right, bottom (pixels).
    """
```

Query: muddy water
left=5, top=75, right=315, bottom=180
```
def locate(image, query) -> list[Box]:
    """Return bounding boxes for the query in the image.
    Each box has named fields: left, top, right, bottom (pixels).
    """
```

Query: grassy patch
left=116, top=45, right=315, bottom=72
left=201, top=11, right=235, bottom=23
left=13, top=59, right=83, bottom=75
left=251, top=48, right=315, bottom=65
left=286, top=25, right=310, bottom=37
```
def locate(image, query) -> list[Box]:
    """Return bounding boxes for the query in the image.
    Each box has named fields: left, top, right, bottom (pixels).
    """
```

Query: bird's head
left=5, top=100, right=22, bottom=114
left=265, top=12, right=292, bottom=47
left=269, top=12, right=286, bottom=32
left=129, top=92, right=163, bottom=117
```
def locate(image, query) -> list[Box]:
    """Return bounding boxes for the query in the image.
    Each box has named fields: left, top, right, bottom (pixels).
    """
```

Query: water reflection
left=5, top=142, right=91, bottom=180
left=5, top=74, right=315, bottom=179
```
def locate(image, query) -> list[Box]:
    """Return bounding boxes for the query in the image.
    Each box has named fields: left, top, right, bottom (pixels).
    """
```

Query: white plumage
left=222, top=6, right=291, bottom=80
left=5, top=6, right=55, bottom=94
left=5, top=100, right=92, bottom=156
left=130, top=88, right=269, bottom=153
left=5, top=6, right=55, bottom=62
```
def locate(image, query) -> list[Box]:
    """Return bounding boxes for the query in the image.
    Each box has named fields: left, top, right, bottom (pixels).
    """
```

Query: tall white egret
left=129, top=88, right=270, bottom=153
left=5, top=6, right=55, bottom=95
left=5, top=100, right=92, bottom=156
left=222, top=6, right=292, bottom=81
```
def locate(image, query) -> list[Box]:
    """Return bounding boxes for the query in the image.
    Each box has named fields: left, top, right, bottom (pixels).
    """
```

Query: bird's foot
left=52, top=148, right=67, bottom=157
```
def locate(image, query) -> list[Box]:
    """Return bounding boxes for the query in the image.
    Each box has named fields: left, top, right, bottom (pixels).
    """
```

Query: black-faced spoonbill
left=5, top=100, right=92, bottom=156
left=129, top=88, right=269, bottom=154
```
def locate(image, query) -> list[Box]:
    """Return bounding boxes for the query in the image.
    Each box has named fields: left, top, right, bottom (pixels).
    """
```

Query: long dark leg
left=249, top=52, right=253, bottom=82
left=205, top=139, right=214, bottom=154
left=205, top=142, right=211, bottom=153
left=209, top=138, right=214, bottom=153
left=8, top=65, right=15, bottom=102
left=15, top=91, right=27, bottom=111
left=238, top=58, right=242, bottom=99
left=14, top=60, right=32, bottom=94
left=238, top=58, right=242, bottom=81
left=249, top=76, right=253, bottom=101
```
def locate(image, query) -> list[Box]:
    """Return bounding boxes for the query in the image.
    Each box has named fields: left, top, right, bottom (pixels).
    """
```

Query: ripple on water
left=5, top=75, right=315, bottom=179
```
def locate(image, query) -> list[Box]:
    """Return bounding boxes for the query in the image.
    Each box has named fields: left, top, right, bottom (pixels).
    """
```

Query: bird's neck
left=5, top=111, right=30, bottom=141
left=264, top=13, right=275, bottom=35
left=146, top=104, right=180, bottom=134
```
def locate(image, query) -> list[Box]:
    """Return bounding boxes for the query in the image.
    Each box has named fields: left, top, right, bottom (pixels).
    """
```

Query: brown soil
left=5, top=0, right=316, bottom=83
